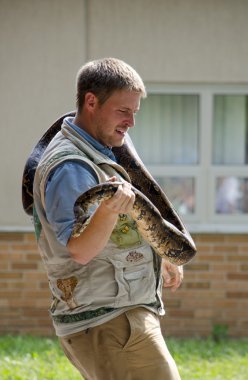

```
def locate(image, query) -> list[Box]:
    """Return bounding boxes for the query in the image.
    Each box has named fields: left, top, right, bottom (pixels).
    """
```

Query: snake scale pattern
left=22, top=111, right=197, bottom=265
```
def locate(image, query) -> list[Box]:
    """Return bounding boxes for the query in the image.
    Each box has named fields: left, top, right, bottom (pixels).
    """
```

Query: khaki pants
left=59, top=307, right=181, bottom=380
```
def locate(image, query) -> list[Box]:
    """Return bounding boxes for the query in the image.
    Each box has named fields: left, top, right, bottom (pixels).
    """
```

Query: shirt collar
left=65, top=117, right=117, bottom=162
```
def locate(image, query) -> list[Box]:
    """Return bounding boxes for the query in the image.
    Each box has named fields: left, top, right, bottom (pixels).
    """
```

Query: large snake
left=22, top=111, right=196, bottom=265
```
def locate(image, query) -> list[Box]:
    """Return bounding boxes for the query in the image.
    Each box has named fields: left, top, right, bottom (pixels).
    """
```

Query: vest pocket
left=109, top=246, right=157, bottom=308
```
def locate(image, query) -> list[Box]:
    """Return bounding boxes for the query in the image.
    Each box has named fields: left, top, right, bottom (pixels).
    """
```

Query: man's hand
left=162, top=259, right=183, bottom=292
left=101, top=178, right=135, bottom=215
left=68, top=177, right=135, bottom=264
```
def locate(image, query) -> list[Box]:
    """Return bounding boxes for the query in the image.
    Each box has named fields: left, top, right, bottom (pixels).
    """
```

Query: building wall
left=1, top=231, right=248, bottom=337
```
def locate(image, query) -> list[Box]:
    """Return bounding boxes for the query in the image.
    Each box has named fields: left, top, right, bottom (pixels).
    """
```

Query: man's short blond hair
left=76, top=58, right=146, bottom=110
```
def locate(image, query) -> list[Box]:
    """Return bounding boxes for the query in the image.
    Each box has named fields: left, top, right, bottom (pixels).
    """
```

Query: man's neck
left=74, top=112, right=100, bottom=141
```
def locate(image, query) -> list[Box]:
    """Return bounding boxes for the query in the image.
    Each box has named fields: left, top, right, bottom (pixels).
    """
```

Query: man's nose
left=127, top=113, right=135, bottom=128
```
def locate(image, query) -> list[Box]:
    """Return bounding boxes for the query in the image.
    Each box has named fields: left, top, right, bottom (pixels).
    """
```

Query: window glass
left=213, top=95, right=248, bottom=165
left=130, top=94, right=199, bottom=165
left=215, top=176, right=248, bottom=214
left=155, top=177, right=195, bottom=215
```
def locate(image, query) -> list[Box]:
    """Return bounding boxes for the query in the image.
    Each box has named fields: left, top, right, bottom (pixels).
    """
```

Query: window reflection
left=155, top=177, right=195, bottom=215
left=216, top=176, right=248, bottom=214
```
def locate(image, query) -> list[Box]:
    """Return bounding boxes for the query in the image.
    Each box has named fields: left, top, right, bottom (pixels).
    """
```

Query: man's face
left=90, top=90, right=141, bottom=147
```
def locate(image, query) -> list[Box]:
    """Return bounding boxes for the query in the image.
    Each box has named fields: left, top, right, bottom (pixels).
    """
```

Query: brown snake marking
left=22, top=111, right=197, bottom=266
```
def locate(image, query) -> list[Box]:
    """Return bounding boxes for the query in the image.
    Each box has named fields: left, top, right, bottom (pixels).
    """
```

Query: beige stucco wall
left=0, top=0, right=248, bottom=227
left=0, top=0, right=87, bottom=227
left=88, top=0, right=248, bottom=83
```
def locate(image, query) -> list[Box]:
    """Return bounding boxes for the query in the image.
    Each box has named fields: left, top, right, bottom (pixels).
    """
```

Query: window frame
left=140, top=83, right=248, bottom=233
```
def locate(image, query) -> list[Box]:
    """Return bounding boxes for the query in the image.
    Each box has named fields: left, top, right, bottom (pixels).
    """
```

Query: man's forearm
left=67, top=202, right=118, bottom=265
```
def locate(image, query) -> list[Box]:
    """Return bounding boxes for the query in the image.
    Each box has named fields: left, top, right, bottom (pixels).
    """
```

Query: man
left=33, top=58, right=183, bottom=379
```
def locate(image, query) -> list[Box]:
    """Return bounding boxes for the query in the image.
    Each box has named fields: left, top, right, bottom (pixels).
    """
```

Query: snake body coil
left=22, top=111, right=197, bottom=265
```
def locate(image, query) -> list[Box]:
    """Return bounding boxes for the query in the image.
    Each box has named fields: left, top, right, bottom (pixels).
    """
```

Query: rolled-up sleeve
left=45, top=161, right=98, bottom=246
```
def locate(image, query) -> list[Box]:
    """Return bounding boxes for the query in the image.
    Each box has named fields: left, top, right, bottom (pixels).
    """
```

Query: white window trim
left=144, top=83, right=248, bottom=233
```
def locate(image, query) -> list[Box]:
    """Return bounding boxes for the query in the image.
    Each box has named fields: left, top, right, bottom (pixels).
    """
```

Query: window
left=129, top=85, right=248, bottom=231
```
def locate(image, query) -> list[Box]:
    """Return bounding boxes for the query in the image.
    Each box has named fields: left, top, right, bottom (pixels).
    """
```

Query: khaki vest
left=33, top=122, right=164, bottom=336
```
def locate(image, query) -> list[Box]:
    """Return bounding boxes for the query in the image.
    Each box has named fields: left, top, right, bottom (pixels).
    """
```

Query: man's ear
left=84, top=92, right=98, bottom=111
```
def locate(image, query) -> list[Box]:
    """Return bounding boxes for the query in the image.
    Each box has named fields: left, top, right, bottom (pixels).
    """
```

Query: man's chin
left=112, top=138, right=125, bottom=148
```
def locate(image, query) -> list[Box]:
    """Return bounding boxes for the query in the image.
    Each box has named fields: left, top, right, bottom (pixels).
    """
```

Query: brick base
left=1, top=232, right=248, bottom=337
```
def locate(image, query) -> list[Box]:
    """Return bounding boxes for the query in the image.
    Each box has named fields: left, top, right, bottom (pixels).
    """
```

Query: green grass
left=0, top=335, right=81, bottom=380
left=0, top=335, right=248, bottom=380
left=168, top=338, right=248, bottom=380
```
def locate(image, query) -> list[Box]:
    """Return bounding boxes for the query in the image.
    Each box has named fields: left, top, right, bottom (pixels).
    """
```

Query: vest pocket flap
left=123, top=266, right=149, bottom=281
left=110, top=245, right=154, bottom=268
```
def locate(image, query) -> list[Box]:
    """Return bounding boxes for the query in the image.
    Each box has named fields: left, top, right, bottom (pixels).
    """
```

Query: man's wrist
left=97, top=201, right=120, bottom=217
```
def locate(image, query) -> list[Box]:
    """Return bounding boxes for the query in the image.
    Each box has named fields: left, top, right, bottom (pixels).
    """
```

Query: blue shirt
left=45, top=117, right=117, bottom=246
